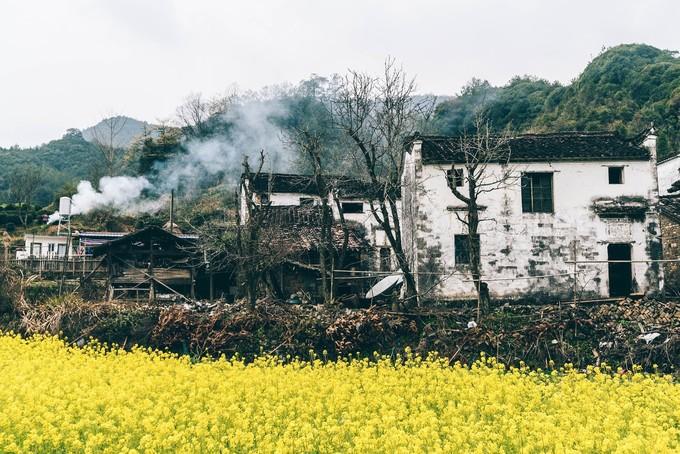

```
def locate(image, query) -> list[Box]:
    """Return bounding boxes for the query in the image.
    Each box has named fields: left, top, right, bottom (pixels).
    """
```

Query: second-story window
left=341, top=202, right=364, bottom=214
left=521, top=172, right=553, bottom=213
left=608, top=166, right=624, bottom=184
left=446, top=168, right=464, bottom=187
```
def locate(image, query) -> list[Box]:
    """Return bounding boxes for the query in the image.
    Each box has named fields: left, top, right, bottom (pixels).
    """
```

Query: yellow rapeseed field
left=0, top=334, right=678, bottom=453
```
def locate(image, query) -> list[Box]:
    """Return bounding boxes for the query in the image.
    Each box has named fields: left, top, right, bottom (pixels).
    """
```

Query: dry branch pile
left=3, top=282, right=680, bottom=372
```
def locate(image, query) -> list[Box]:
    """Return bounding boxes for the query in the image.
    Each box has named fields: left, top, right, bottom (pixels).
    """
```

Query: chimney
left=643, top=125, right=660, bottom=205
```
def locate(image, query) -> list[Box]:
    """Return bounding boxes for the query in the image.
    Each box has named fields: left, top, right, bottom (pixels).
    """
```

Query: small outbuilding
left=92, top=226, right=198, bottom=302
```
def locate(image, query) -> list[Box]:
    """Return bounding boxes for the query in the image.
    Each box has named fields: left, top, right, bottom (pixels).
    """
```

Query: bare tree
left=440, top=116, right=515, bottom=320
left=7, top=165, right=44, bottom=227
left=90, top=115, right=129, bottom=177
left=330, top=58, right=434, bottom=306
left=282, top=128, right=336, bottom=303
left=176, top=92, right=235, bottom=137
left=237, top=152, right=272, bottom=309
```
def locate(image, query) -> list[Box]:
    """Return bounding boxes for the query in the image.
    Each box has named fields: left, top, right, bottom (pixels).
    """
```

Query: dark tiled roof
left=412, top=131, right=649, bottom=164
left=263, top=206, right=324, bottom=227
left=246, top=173, right=392, bottom=199
left=258, top=206, right=369, bottom=254
left=91, top=226, right=196, bottom=257
left=659, top=196, right=680, bottom=223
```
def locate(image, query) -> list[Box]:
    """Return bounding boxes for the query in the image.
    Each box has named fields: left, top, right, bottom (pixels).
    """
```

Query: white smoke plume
left=70, top=176, right=153, bottom=214
left=155, top=99, right=294, bottom=194
left=48, top=97, right=295, bottom=223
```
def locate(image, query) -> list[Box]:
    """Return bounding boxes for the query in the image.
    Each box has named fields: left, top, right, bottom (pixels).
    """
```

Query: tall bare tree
left=90, top=115, right=129, bottom=177
left=439, top=116, right=515, bottom=319
left=237, top=152, right=273, bottom=309
left=282, top=128, right=336, bottom=303
left=330, top=58, right=434, bottom=306
left=176, top=92, right=235, bottom=137
left=7, top=165, right=44, bottom=227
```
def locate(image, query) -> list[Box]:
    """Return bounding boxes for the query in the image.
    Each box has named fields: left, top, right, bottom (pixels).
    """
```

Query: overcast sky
left=0, top=0, right=678, bottom=147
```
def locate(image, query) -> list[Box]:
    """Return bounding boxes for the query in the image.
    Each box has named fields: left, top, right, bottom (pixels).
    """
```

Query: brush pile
left=4, top=282, right=680, bottom=372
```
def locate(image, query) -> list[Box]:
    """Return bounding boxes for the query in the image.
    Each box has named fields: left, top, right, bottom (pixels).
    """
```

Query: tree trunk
left=467, top=186, right=488, bottom=320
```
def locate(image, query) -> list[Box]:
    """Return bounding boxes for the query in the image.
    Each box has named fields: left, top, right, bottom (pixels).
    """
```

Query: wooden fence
left=5, top=257, right=107, bottom=278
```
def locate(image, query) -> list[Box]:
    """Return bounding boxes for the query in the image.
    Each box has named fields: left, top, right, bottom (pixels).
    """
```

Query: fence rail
left=4, top=257, right=107, bottom=277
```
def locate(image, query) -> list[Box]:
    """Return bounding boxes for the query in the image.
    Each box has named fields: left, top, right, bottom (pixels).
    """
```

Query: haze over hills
left=81, top=116, right=157, bottom=149
left=0, top=43, right=678, bottom=208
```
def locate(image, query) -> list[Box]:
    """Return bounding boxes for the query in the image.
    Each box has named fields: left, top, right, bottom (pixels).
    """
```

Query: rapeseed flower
left=0, top=334, right=677, bottom=452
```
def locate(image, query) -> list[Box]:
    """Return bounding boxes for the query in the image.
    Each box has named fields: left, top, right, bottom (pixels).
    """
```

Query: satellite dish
left=59, top=197, right=72, bottom=216
left=365, top=273, right=403, bottom=299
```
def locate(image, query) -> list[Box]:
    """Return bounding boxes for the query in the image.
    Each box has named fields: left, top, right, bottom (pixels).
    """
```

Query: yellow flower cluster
left=0, top=334, right=678, bottom=453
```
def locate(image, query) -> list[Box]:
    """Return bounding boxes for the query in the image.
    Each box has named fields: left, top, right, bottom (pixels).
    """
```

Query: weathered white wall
left=657, top=155, right=680, bottom=196
left=22, top=235, right=74, bottom=258
left=403, top=144, right=662, bottom=300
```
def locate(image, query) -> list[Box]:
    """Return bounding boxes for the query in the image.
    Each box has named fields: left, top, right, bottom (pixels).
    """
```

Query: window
left=341, top=202, right=364, bottom=214
left=446, top=168, right=464, bottom=187
left=521, top=173, right=553, bottom=213
left=608, top=166, right=624, bottom=184
left=300, top=197, right=315, bottom=206
left=30, top=243, right=42, bottom=257
left=259, top=193, right=270, bottom=205
left=379, top=247, right=391, bottom=272
left=57, top=244, right=67, bottom=257
left=454, top=234, right=479, bottom=265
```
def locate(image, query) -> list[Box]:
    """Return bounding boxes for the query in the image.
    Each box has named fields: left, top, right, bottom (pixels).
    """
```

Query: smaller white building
left=240, top=173, right=400, bottom=272
left=19, top=234, right=75, bottom=259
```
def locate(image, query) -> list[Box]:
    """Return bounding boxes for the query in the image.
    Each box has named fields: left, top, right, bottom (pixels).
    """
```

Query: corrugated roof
left=78, top=231, right=197, bottom=240
left=411, top=131, right=650, bottom=164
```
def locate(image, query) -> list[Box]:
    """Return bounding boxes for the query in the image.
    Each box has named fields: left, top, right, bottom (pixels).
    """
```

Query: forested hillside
left=433, top=44, right=680, bottom=157
left=0, top=129, right=100, bottom=205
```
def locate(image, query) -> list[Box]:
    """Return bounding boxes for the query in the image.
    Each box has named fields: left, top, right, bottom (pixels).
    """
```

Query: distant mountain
left=82, top=116, right=157, bottom=149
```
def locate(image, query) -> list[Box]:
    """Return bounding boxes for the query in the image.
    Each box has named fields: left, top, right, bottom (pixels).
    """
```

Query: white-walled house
left=19, top=234, right=75, bottom=259
left=657, top=153, right=680, bottom=196
left=240, top=173, right=399, bottom=272
left=401, top=131, right=662, bottom=301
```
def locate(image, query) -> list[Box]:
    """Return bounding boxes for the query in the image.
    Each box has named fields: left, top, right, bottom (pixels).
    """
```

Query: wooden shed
left=92, top=226, right=198, bottom=302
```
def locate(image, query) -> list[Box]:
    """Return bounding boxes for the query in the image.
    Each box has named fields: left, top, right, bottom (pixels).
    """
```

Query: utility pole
left=169, top=189, right=175, bottom=234
left=59, top=198, right=73, bottom=296
left=2, top=231, right=10, bottom=264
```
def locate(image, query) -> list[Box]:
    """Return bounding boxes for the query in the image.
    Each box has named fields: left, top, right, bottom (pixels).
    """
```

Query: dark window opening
left=454, top=234, right=479, bottom=265
left=608, top=166, right=624, bottom=184
left=259, top=193, right=270, bottom=205
left=341, top=202, right=364, bottom=214
left=521, top=173, right=553, bottom=213
left=379, top=247, right=391, bottom=272
left=446, top=168, right=464, bottom=187
left=300, top=197, right=315, bottom=206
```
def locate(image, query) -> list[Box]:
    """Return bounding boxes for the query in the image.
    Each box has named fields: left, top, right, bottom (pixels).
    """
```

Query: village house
left=241, top=173, right=399, bottom=272
left=657, top=154, right=680, bottom=294
left=19, top=234, right=75, bottom=259
left=401, top=130, right=662, bottom=301
left=656, top=153, right=680, bottom=196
